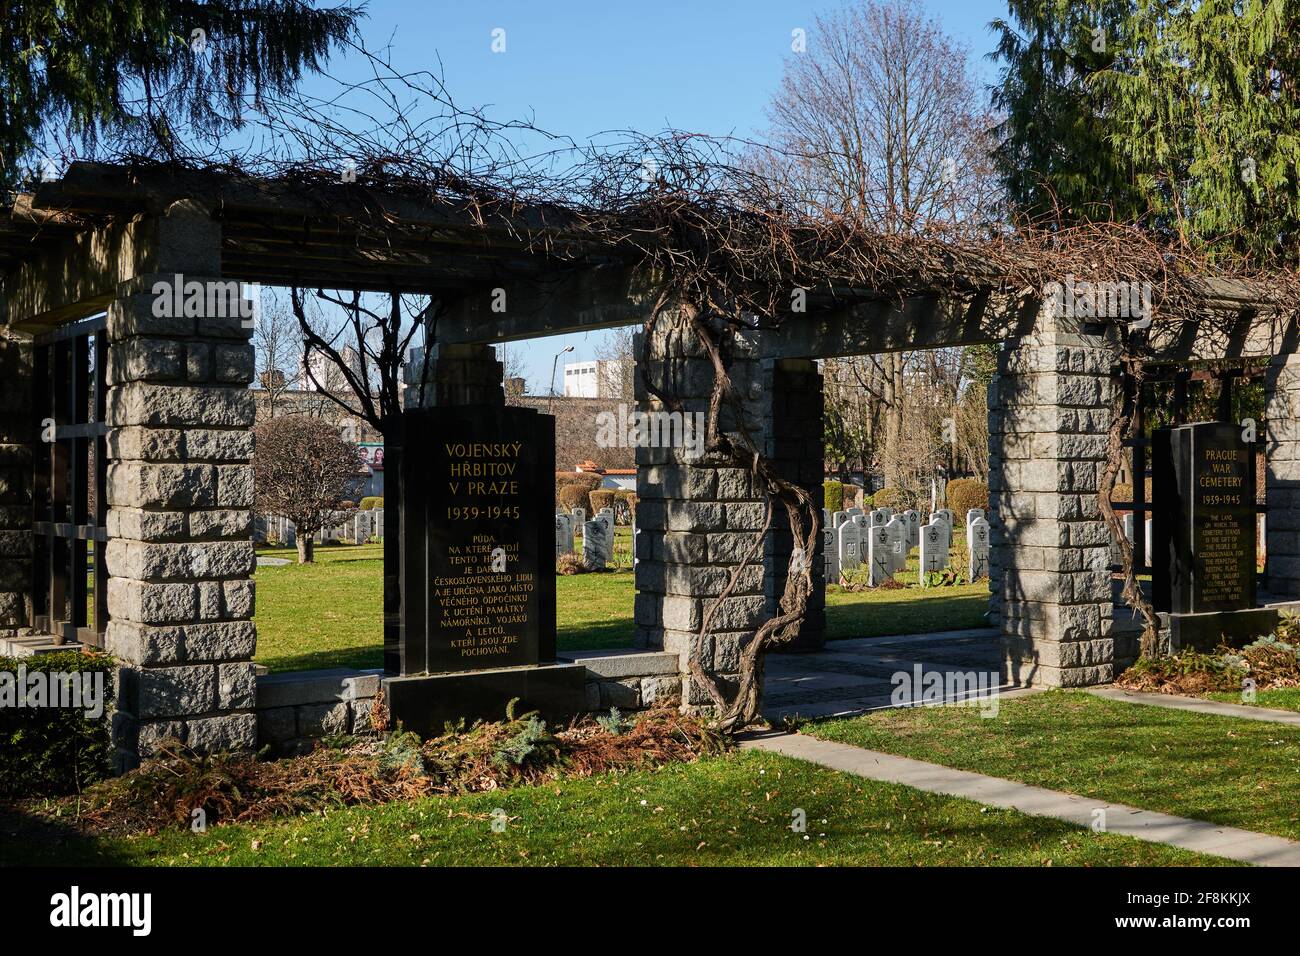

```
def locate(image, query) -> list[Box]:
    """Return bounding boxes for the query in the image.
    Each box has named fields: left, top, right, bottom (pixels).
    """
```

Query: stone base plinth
left=384, top=663, right=587, bottom=737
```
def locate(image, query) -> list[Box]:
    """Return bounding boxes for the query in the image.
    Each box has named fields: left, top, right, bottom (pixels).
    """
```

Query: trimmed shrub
left=589, top=489, right=616, bottom=514
left=0, top=651, right=116, bottom=798
left=861, top=493, right=874, bottom=510
left=555, top=472, right=602, bottom=506
left=872, top=487, right=901, bottom=510
left=558, top=484, right=588, bottom=512
left=359, top=496, right=384, bottom=510
left=823, top=480, right=844, bottom=513
left=946, top=478, right=989, bottom=518
left=614, top=490, right=638, bottom=524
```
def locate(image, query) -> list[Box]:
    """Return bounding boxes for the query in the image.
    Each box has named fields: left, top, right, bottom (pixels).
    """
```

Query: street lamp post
left=550, top=345, right=574, bottom=414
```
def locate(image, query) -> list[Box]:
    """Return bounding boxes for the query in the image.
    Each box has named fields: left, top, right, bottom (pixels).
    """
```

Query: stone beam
left=755, top=290, right=1039, bottom=361
left=3, top=201, right=221, bottom=332
left=1144, top=310, right=1300, bottom=365
left=431, top=263, right=659, bottom=344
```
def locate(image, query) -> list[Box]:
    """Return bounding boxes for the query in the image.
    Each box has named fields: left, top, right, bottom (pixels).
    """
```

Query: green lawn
left=806, top=689, right=1300, bottom=841
left=826, top=581, right=989, bottom=639
left=1203, top=687, right=1300, bottom=713
left=252, top=542, right=991, bottom=672
left=1, top=750, right=1227, bottom=867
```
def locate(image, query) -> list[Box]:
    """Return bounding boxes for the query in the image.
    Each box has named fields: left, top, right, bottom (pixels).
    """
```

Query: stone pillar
left=633, top=320, right=774, bottom=710
left=404, top=343, right=504, bottom=408
left=989, top=313, right=1119, bottom=687
left=761, top=358, right=826, bottom=650
left=104, top=200, right=258, bottom=766
left=1265, top=352, right=1300, bottom=598
left=0, top=331, right=33, bottom=639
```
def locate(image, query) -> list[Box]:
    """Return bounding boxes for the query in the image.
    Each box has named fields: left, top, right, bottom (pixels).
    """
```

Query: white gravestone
left=555, top=514, right=574, bottom=559
left=594, top=512, right=615, bottom=562
left=833, top=511, right=850, bottom=528
left=837, top=521, right=862, bottom=574
left=870, top=507, right=891, bottom=528
left=823, top=525, right=838, bottom=584
left=572, top=507, right=586, bottom=529
left=904, top=509, right=920, bottom=548
left=965, top=508, right=985, bottom=533
left=885, top=516, right=908, bottom=573
left=919, top=521, right=947, bottom=585
left=867, top=523, right=893, bottom=586
left=967, top=517, right=990, bottom=580
left=583, top=519, right=610, bottom=570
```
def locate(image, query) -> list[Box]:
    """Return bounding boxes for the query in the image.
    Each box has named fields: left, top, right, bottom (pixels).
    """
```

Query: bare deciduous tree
left=254, top=415, right=364, bottom=564
left=761, top=0, right=998, bottom=494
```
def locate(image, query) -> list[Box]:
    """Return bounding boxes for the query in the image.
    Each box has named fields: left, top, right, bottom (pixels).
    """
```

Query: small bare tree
left=254, top=415, right=364, bottom=563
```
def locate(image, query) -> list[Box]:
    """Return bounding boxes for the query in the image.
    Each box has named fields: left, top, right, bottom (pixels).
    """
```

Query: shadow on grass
left=0, top=806, right=138, bottom=867
left=825, top=590, right=991, bottom=641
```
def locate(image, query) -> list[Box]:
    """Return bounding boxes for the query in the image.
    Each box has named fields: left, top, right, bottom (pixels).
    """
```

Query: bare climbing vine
left=13, top=52, right=1300, bottom=728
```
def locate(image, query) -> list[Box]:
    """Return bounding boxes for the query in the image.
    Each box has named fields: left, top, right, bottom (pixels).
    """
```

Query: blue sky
left=320, top=0, right=1012, bottom=390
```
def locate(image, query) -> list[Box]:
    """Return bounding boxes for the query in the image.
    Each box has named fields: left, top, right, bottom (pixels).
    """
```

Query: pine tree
left=990, top=0, right=1141, bottom=225
left=992, top=0, right=1300, bottom=266
left=1093, top=0, right=1300, bottom=264
left=1, top=0, right=362, bottom=188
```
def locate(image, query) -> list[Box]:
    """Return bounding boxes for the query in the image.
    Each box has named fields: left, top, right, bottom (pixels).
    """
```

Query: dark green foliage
left=992, top=0, right=1300, bottom=265
left=0, top=651, right=115, bottom=798
left=1, top=0, right=362, bottom=188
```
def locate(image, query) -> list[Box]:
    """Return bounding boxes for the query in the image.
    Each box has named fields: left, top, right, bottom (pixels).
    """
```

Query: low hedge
left=824, top=480, right=844, bottom=513
left=558, top=484, right=588, bottom=512
left=555, top=472, right=602, bottom=507
left=359, top=496, right=384, bottom=510
left=872, top=487, right=902, bottom=510
left=0, top=651, right=116, bottom=798
left=589, top=489, right=616, bottom=514
left=946, top=478, right=989, bottom=518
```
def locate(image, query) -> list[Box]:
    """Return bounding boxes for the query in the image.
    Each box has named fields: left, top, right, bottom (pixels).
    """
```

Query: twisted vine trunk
left=640, top=300, right=819, bottom=732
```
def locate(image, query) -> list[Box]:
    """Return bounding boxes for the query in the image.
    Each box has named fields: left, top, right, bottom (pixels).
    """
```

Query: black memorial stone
left=1152, top=422, right=1274, bottom=650
left=388, top=406, right=578, bottom=735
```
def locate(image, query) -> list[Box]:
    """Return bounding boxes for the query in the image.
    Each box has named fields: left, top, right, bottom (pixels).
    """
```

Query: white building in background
left=563, top=359, right=627, bottom=398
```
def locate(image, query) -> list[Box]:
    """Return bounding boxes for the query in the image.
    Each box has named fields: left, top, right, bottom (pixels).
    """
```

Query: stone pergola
left=3, top=162, right=1296, bottom=765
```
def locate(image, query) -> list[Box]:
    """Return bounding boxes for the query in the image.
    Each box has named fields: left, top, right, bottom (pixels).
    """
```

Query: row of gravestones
left=254, top=510, right=385, bottom=547
left=555, top=507, right=623, bottom=570
left=824, top=506, right=990, bottom=587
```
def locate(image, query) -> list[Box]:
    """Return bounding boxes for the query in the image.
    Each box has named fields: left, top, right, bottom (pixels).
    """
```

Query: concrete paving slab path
left=740, top=731, right=1300, bottom=866
left=1086, top=685, right=1300, bottom=727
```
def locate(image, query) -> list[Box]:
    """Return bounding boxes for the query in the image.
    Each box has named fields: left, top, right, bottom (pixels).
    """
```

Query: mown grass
left=806, top=689, right=1300, bottom=841
left=1203, top=687, right=1300, bottom=713
left=1, top=750, right=1228, bottom=867
left=252, top=542, right=991, bottom=672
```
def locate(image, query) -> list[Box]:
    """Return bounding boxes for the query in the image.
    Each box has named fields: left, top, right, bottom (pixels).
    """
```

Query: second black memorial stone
left=398, top=405, right=556, bottom=675
left=1153, top=421, right=1257, bottom=615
